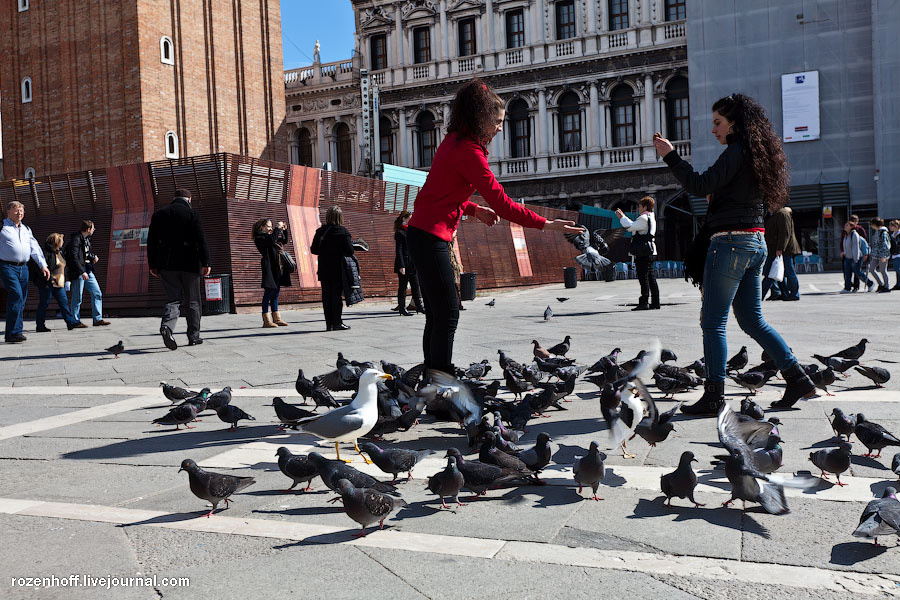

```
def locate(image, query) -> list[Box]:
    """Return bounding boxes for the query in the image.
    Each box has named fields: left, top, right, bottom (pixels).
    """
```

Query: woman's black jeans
left=320, top=280, right=343, bottom=328
left=634, top=256, right=660, bottom=307
left=407, top=226, right=459, bottom=372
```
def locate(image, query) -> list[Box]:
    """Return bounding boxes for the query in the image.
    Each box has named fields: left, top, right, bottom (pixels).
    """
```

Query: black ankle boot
left=771, top=362, right=816, bottom=409
left=681, top=381, right=725, bottom=417
left=399, top=307, right=412, bottom=316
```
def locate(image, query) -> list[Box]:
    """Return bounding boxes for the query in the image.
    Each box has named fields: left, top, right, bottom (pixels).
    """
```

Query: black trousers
left=397, top=270, right=423, bottom=310
left=634, top=256, right=660, bottom=307
left=159, top=269, right=202, bottom=340
left=407, top=226, right=459, bottom=372
left=320, top=279, right=343, bottom=328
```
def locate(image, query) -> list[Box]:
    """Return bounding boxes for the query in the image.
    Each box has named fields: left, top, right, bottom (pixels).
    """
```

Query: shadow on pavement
left=829, top=541, right=888, bottom=565
left=627, top=497, right=771, bottom=538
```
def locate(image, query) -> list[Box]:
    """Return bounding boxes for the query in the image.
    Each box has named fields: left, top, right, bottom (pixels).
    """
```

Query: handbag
left=279, top=249, right=296, bottom=275
left=629, top=231, right=654, bottom=258
left=768, top=255, right=784, bottom=282
left=684, top=224, right=712, bottom=289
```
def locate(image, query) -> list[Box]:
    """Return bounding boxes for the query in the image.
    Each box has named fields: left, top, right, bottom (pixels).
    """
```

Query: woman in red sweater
left=407, top=79, right=581, bottom=375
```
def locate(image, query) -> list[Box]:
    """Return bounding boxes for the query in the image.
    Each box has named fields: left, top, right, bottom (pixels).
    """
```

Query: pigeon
left=206, top=386, right=232, bottom=410
left=105, top=341, right=124, bottom=359
left=379, top=360, right=406, bottom=381
left=479, top=433, right=532, bottom=476
left=307, top=452, right=399, bottom=494
left=486, top=299, right=495, bottom=307
left=573, top=441, right=606, bottom=501
left=445, top=448, right=525, bottom=498
left=564, top=227, right=619, bottom=270
left=517, top=432, right=553, bottom=480
left=297, top=369, right=393, bottom=462
left=619, top=350, right=648, bottom=373
left=685, top=358, right=706, bottom=379
left=809, top=366, right=837, bottom=396
left=484, top=396, right=532, bottom=432
left=809, top=442, right=852, bottom=486
left=359, top=442, right=434, bottom=482
left=216, top=404, right=255, bottom=431
left=270, top=396, right=316, bottom=429
left=461, top=360, right=491, bottom=379
left=316, top=353, right=364, bottom=392
left=492, top=411, right=521, bottom=442
left=726, top=346, right=748, bottom=373
left=365, top=404, right=423, bottom=439
left=660, top=349, right=678, bottom=363
left=333, top=478, right=408, bottom=537
left=588, top=348, right=620, bottom=374
left=491, top=427, right=523, bottom=455
left=546, top=335, right=572, bottom=357
left=175, top=388, right=211, bottom=416
left=739, top=397, right=765, bottom=421
left=854, top=414, right=900, bottom=458
left=532, top=340, right=551, bottom=360
left=631, top=381, right=680, bottom=448
left=852, top=487, right=900, bottom=545
left=653, top=373, right=692, bottom=398
left=533, top=355, right=576, bottom=371
left=295, top=368, right=339, bottom=410
left=660, top=451, right=704, bottom=508
left=275, top=447, right=317, bottom=492
left=544, top=306, right=552, bottom=321
left=426, top=456, right=466, bottom=508
left=813, top=354, right=859, bottom=376
left=160, top=382, right=199, bottom=403
left=730, top=369, right=777, bottom=396
left=607, top=344, right=662, bottom=458
left=152, top=402, right=198, bottom=430
left=497, top=350, right=524, bottom=373
left=892, top=453, right=900, bottom=481
left=504, top=367, right=532, bottom=400
left=556, top=297, right=569, bottom=302
left=854, top=365, right=891, bottom=388
left=178, top=458, right=255, bottom=518
left=753, top=434, right=784, bottom=474
left=830, top=408, right=856, bottom=441
left=830, top=338, right=868, bottom=361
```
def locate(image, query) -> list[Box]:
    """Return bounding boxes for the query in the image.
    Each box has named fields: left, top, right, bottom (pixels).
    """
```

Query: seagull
left=296, top=369, right=393, bottom=462
left=105, top=341, right=124, bottom=359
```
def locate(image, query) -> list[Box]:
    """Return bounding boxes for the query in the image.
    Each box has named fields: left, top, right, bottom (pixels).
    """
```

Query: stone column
left=538, top=88, right=549, bottom=155
left=317, top=119, right=327, bottom=165
left=587, top=0, right=597, bottom=34
left=394, top=4, right=405, bottom=66
left=398, top=108, right=410, bottom=167
left=589, top=82, right=600, bottom=149
left=439, top=1, right=449, bottom=59
left=356, top=113, right=367, bottom=171
left=644, top=73, right=655, bottom=144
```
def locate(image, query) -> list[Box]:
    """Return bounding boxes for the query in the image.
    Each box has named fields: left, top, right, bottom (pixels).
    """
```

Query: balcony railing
left=673, top=140, right=691, bottom=158
left=555, top=40, right=575, bottom=57
left=412, top=64, right=431, bottom=80
left=609, top=32, right=628, bottom=48
left=555, top=153, right=581, bottom=170
left=284, top=58, right=358, bottom=88
left=506, top=159, right=530, bottom=175
left=505, top=49, right=524, bottom=66
left=373, top=71, right=386, bottom=86
left=284, top=67, right=314, bottom=85
left=664, top=21, right=686, bottom=40
left=458, top=56, right=476, bottom=73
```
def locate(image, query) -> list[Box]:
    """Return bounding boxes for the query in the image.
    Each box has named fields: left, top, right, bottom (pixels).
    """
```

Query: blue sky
left=281, top=1, right=357, bottom=70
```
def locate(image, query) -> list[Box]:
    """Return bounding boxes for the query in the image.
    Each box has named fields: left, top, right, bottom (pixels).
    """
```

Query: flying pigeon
left=153, top=402, right=198, bottom=430
left=178, top=458, right=255, bottom=518
left=307, top=452, right=398, bottom=495
left=316, top=353, right=364, bottom=392
left=275, top=447, right=317, bottom=492
left=660, top=451, right=704, bottom=508
left=564, top=227, right=621, bottom=270
left=426, top=456, right=466, bottom=508
left=854, top=414, right=900, bottom=458
left=573, top=441, right=606, bottom=501
left=105, top=341, right=124, bottom=359
left=359, top=442, right=434, bottom=482
left=544, top=306, right=552, bottom=321
left=160, top=382, right=198, bottom=403
left=271, top=396, right=316, bottom=429
left=809, top=442, right=852, bottom=486
left=852, top=487, right=900, bottom=545
left=297, top=369, right=393, bottom=462
left=854, top=365, right=891, bottom=387
left=206, top=386, right=233, bottom=410
left=486, top=299, right=495, bottom=307
left=830, top=338, right=868, bottom=361
left=546, top=335, right=572, bottom=357
left=295, top=369, right=339, bottom=410
left=830, top=408, right=856, bottom=442
left=726, top=346, right=748, bottom=373
left=630, top=380, right=680, bottom=448
left=332, top=478, right=408, bottom=537
left=216, top=404, right=255, bottom=431
left=606, top=343, right=662, bottom=458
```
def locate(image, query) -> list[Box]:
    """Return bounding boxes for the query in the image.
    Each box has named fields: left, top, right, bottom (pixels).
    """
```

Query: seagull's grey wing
left=299, top=406, right=364, bottom=438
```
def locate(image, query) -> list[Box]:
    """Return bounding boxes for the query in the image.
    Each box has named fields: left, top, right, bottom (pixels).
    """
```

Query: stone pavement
left=1, top=272, right=899, bottom=599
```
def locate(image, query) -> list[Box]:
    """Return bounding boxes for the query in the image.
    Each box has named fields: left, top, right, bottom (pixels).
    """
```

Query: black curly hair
left=712, top=94, right=789, bottom=212
left=447, top=78, right=505, bottom=147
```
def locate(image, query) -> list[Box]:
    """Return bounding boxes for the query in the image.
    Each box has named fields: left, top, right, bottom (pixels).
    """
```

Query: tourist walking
left=0, top=201, right=49, bottom=343
left=65, top=220, right=111, bottom=326
left=841, top=221, right=864, bottom=293
left=889, top=219, right=900, bottom=290
left=34, top=233, right=81, bottom=332
left=868, top=217, right=892, bottom=293
left=761, top=207, right=801, bottom=301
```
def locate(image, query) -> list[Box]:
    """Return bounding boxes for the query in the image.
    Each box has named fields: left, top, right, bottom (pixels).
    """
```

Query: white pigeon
left=297, top=369, right=392, bottom=463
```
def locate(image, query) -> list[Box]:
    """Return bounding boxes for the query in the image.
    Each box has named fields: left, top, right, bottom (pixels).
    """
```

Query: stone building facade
left=1, top=0, right=288, bottom=180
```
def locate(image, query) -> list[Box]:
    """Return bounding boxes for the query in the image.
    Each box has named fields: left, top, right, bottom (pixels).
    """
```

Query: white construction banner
left=781, top=71, right=820, bottom=143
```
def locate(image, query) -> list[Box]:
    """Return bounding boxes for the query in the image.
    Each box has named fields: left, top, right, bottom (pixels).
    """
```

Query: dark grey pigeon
left=503, top=367, right=532, bottom=400
left=753, top=434, right=783, bottom=474
left=178, top=458, right=255, bottom=518
left=493, top=411, right=521, bottom=443
left=830, top=338, right=868, bottom=361
left=153, top=402, right=198, bottom=430
left=830, top=408, right=856, bottom=441
left=852, top=487, right=900, bottom=545
left=739, top=397, right=765, bottom=421
left=445, top=448, right=525, bottom=498
left=573, top=441, right=606, bottom=501
left=216, top=404, right=255, bottom=431
left=854, top=365, right=891, bottom=387
left=206, top=386, right=232, bottom=410
left=809, top=366, right=836, bottom=396
left=892, top=453, right=900, bottom=481
left=462, top=360, right=491, bottom=379
left=533, top=355, right=576, bottom=371
left=295, top=368, right=339, bottom=410
left=479, top=433, right=531, bottom=477
left=486, top=298, right=495, bottom=307
left=359, top=442, right=434, bottom=483
left=809, top=441, right=852, bottom=486
left=813, top=354, right=858, bottom=375
left=426, top=456, right=466, bottom=509
left=275, top=447, right=317, bottom=492
left=544, top=306, right=552, bottom=321
left=176, top=388, right=211, bottom=416
left=518, top=432, right=553, bottom=481
left=855, top=414, right=900, bottom=458
left=631, top=380, right=679, bottom=447
left=660, top=348, right=678, bottom=363
left=315, top=353, right=363, bottom=392
left=726, top=346, right=748, bottom=373
left=730, top=369, right=777, bottom=396
left=308, top=452, right=398, bottom=495
left=105, top=340, right=124, bottom=358
left=660, top=451, right=704, bottom=508
left=333, top=478, right=408, bottom=537
left=556, top=297, right=569, bottom=302
left=491, top=427, right=523, bottom=454
left=271, top=396, right=316, bottom=429
left=161, top=381, right=199, bottom=403
left=587, top=348, right=620, bottom=375
left=546, top=336, right=572, bottom=357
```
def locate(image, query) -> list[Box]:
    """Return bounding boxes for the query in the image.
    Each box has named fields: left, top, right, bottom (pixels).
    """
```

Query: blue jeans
left=37, top=285, right=78, bottom=327
left=0, top=263, right=28, bottom=337
left=701, top=233, right=797, bottom=382
left=842, top=257, right=859, bottom=291
left=70, top=272, right=103, bottom=322
left=262, top=286, right=280, bottom=313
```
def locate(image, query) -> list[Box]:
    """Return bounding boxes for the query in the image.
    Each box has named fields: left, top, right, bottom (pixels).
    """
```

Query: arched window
left=558, top=92, right=581, bottom=153
left=335, top=123, right=353, bottom=174
left=417, top=111, right=436, bottom=168
left=508, top=99, right=530, bottom=158
left=379, top=116, right=394, bottom=165
left=160, top=36, right=174, bottom=65
left=21, top=77, right=32, bottom=103
left=24, top=167, right=35, bottom=180
left=610, top=86, right=635, bottom=147
left=295, top=128, right=313, bottom=166
left=665, top=0, right=686, bottom=21
left=665, top=77, right=690, bottom=141
left=165, top=131, right=179, bottom=158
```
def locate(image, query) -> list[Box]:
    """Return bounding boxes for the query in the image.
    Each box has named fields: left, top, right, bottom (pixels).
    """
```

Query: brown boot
left=272, top=311, right=288, bottom=326
left=262, top=313, right=278, bottom=328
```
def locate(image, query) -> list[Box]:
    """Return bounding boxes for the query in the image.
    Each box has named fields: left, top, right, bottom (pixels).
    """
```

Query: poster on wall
left=781, top=71, right=820, bottom=143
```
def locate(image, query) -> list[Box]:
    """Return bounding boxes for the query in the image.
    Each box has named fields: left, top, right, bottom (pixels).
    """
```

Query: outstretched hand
left=475, top=205, right=500, bottom=227
left=653, top=132, right=674, bottom=158
left=544, top=220, right=583, bottom=234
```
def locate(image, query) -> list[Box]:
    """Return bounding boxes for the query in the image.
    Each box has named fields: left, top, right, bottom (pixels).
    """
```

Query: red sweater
left=408, top=132, right=547, bottom=241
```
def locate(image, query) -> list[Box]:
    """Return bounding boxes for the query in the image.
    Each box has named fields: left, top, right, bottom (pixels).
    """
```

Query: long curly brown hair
left=712, top=94, right=789, bottom=212
left=447, top=78, right=504, bottom=147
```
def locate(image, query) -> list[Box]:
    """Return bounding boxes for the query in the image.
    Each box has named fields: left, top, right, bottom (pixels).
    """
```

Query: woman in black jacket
left=252, top=218, right=291, bottom=328
left=393, top=210, right=423, bottom=316
left=655, top=93, right=814, bottom=415
left=310, top=206, right=354, bottom=331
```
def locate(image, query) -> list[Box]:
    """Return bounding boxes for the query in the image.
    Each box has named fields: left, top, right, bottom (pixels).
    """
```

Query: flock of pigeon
left=153, top=336, right=900, bottom=543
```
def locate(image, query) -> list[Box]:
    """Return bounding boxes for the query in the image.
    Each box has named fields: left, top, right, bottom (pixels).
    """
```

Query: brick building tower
left=0, top=0, right=288, bottom=180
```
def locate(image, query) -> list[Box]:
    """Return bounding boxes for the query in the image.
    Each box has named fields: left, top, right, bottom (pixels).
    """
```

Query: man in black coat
left=147, top=188, right=211, bottom=350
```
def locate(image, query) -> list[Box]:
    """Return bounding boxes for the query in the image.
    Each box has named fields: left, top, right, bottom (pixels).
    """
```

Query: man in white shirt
left=0, top=201, right=50, bottom=343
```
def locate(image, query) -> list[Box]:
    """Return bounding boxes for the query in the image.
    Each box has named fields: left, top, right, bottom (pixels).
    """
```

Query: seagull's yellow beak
left=380, top=374, right=393, bottom=380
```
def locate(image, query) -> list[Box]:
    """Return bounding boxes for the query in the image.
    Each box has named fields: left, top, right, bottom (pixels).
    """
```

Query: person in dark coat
left=310, top=206, right=354, bottom=331
left=393, top=210, right=423, bottom=316
left=761, top=206, right=802, bottom=301
left=33, top=233, right=81, bottom=332
left=147, top=188, right=211, bottom=350
left=252, top=218, right=291, bottom=328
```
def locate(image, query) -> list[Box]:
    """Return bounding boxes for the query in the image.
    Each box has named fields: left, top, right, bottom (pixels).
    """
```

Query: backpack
left=890, top=232, right=900, bottom=256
